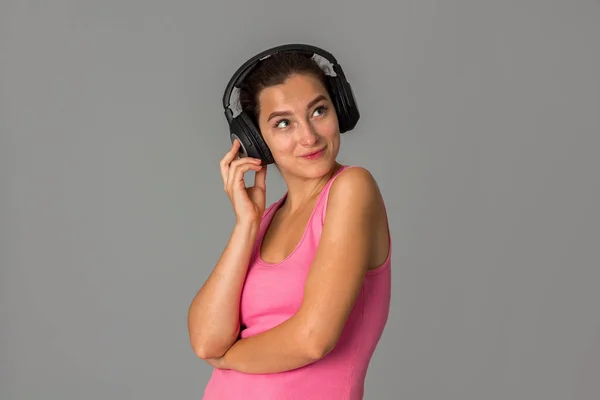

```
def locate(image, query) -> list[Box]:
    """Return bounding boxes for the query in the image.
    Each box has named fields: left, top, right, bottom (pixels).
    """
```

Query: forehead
left=258, top=74, right=328, bottom=111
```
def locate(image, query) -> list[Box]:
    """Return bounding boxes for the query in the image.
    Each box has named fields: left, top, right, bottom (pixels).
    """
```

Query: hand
left=219, top=139, right=267, bottom=225
left=204, top=355, right=230, bottom=370
left=204, top=356, right=226, bottom=369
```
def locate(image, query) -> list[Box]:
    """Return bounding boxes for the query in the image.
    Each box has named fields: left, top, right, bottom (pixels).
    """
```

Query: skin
left=203, top=72, right=390, bottom=373
left=256, top=73, right=343, bottom=213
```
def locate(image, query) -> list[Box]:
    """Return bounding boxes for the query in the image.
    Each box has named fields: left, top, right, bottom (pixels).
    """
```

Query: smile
left=300, top=147, right=326, bottom=160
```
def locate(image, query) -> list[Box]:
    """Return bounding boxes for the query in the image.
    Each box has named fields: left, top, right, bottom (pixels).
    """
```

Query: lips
left=300, top=147, right=325, bottom=157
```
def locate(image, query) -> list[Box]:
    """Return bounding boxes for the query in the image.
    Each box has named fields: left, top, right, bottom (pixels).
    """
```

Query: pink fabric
left=202, top=166, right=392, bottom=399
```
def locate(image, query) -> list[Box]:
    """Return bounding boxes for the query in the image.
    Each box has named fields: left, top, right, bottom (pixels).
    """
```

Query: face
left=256, top=73, right=340, bottom=179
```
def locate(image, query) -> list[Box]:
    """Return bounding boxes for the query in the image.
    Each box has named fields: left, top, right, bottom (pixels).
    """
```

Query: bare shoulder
left=324, top=166, right=389, bottom=268
left=324, top=166, right=387, bottom=227
left=328, top=166, right=383, bottom=207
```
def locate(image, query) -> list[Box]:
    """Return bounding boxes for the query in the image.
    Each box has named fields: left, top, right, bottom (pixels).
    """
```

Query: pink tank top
left=202, top=165, right=392, bottom=400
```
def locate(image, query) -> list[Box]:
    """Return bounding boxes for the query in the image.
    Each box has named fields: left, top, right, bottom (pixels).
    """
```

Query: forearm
left=188, top=221, right=259, bottom=358
left=221, top=315, right=324, bottom=374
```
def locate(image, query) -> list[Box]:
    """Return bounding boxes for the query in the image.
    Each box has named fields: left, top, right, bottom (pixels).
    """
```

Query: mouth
left=299, top=147, right=326, bottom=160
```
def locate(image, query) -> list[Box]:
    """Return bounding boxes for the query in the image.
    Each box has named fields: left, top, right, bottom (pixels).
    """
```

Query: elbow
left=191, top=339, right=228, bottom=360
left=192, top=344, right=223, bottom=360
left=189, top=322, right=240, bottom=360
left=190, top=332, right=238, bottom=360
left=302, top=332, right=337, bottom=361
left=295, top=314, right=339, bottom=361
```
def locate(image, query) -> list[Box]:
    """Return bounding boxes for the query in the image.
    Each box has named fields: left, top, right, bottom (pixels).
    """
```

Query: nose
left=297, top=120, right=319, bottom=146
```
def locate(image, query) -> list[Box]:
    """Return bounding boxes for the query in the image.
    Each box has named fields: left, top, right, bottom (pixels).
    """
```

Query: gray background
left=1, top=1, right=598, bottom=399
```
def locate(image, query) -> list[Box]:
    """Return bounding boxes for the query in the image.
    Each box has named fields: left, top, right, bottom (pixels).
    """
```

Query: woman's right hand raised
left=220, top=139, right=267, bottom=226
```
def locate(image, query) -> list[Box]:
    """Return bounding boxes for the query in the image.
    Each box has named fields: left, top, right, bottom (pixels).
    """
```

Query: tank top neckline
left=255, top=165, right=351, bottom=267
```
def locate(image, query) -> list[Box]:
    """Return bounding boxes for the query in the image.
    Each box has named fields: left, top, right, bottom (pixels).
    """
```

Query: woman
left=188, top=45, right=391, bottom=399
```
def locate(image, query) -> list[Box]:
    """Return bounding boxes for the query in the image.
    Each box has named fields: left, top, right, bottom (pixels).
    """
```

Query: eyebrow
left=267, top=94, right=328, bottom=121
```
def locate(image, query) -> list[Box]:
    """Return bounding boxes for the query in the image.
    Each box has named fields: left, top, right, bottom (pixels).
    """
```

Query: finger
left=253, top=164, right=267, bottom=191
left=230, top=138, right=240, bottom=153
left=222, top=140, right=240, bottom=164
left=229, top=157, right=261, bottom=169
left=220, top=141, right=244, bottom=187
left=228, top=163, right=262, bottom=193
left=220, top=159, right=230, bottom=188
left=227, top=158, right=261, bottom=188
left=235, top=164, right=262, bottom=185
left=219, top=148, right=237, bottom=185
left=226, top=159, right=258, bottom=191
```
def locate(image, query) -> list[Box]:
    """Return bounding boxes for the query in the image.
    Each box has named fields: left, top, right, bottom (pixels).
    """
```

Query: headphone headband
left=220, top=43, right=359, bottom=165
left=222, top=43, right=342, bottom=117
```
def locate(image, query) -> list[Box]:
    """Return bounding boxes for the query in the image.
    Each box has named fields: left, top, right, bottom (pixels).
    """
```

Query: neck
left=279, top=162, right=343, bottom=215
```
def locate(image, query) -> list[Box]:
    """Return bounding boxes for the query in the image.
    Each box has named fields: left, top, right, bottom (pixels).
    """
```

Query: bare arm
left=210, top=167, right=389, bottom=374
left=187, top=139, right=267, bottom=360
left=187, top=220, right=258, bottom=359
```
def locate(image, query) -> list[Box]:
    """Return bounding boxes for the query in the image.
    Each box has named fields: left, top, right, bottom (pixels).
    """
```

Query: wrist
left=221, top=348, right=234, bottom=370
left=235, top=218, right=260, bottom=233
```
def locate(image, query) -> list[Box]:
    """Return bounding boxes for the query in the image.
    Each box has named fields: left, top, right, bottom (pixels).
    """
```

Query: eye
left=313, top=105, right=328, bottom=117
left=274, top=119, right=290, bottom=129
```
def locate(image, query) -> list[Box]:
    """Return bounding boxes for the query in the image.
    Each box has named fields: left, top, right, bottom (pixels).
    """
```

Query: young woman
left=188, top=45, right=392, bottom=399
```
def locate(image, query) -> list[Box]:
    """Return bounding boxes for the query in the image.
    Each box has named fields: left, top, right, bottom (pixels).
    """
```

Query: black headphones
left=222, top=43, right=360, bottom=165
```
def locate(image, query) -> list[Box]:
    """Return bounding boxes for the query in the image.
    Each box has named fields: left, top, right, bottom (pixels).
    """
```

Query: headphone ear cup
left=341, top=80, right=359, bottom=129
left=332, top=77, right=359, bottom=133
left=327, top=76, right=348, bottom=133
left=237, top=112, right=274, bottom=165
left=229, top=116, right=257, bottom=160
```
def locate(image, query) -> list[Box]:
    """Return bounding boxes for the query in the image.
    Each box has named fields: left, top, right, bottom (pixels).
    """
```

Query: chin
left=296, top=156, right=338, bottom=178
left=278, top=146, right=340, bottom=178
left=300, top=166, right=331, bottom=179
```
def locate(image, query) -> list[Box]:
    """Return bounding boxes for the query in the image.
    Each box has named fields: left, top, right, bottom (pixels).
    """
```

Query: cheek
left=264, top=135, right=295, bottom=158
left=323, top=119, right=340, bottom=139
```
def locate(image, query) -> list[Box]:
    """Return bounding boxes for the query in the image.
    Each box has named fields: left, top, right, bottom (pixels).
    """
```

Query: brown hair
left=238, top=51, right=328, bottom=128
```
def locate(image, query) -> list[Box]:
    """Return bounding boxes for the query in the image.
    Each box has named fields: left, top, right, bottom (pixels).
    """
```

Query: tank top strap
left=251, top=165, right=359, bottom=262
left=315, top=165, right=359, bottom=226
left=249, top=197, right=285, bottom=260
left=262, top=197, right=282, bottom=220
